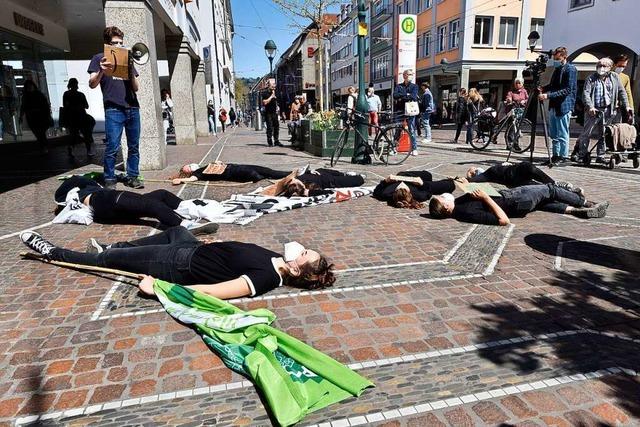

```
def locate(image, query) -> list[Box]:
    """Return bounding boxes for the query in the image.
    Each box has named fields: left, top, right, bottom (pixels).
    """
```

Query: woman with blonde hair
left=465, top=88, right=485, bottom=144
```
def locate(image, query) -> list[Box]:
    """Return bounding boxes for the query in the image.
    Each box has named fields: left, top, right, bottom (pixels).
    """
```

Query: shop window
left=474, top=16, right=493, bottom=46
left=498, top=17, right=518, bottom=47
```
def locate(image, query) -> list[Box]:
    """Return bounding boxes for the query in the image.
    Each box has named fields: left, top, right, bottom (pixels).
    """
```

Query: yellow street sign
left=358, top=22, right=368, bottom=36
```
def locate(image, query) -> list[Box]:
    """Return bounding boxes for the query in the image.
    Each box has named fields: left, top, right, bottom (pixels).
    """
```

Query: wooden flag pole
left=143, top=178, right=253, bottom=187
left=19, top=252, right=144, bottom=280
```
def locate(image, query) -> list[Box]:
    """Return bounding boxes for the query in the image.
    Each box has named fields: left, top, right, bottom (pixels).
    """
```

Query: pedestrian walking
left=219, top=107, right=227, bottom=133
left=261, top=79, right=282, bottom=146
left=161, top=89, right=174, bottom=143
left=229, top=108, right=237, bottom=128
left=465, top=89, right=484, bottom=145
left=88, top=26, right=143, bottom=189
left=20, top=80, right=52, bottom=153
left=207, top=101, right=217, bottom=134
left=62, top=78, right=95, bottom=158
left=612, top=54, right=634, bottom=118
left=452, top=88, right=468, bottom=143
left=366, top=87, right=382, bottom=137
left=419, top=82, right=434, bottom=142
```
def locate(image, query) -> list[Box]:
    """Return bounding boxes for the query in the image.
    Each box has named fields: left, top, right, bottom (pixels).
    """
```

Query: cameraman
left=261, top=79, right=282, bottom=147
left=538, top=47, right=577, bottom=165
left=88, top=26, right=142, bottom=189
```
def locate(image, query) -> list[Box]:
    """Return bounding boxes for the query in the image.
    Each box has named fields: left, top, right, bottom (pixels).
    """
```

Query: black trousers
left=506, top=162, right=555, bottom=187
left=314, top=168, right=364, bottom=187
left=227, top=164, right=290, bottom=182
left=51, top=226, right=200, bottom=284
left=89, top=189, right=184, bottom=227
left=265, top=112, right=280, bottom=145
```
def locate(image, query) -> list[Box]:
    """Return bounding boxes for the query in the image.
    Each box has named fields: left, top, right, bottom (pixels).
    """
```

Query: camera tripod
left=506, top=82, right=554, bottom=167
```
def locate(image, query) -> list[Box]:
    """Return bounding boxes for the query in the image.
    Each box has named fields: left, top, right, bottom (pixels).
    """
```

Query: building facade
left=0, top=0, right=233, bottom=170
left=404, top=0, right=546, bottom=114
left=369, top=0, right=394, bottom=110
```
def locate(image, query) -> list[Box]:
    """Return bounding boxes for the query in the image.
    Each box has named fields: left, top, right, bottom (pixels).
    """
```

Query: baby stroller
left=581, top=110, right=639, bottom=169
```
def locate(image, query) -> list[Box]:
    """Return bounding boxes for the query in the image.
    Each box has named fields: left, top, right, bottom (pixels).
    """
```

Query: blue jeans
left=104, top=107, right=141, bottom=181
left=501, top=183, right=585, bottom=215
left=407, top=116, right=417, bottom=150
left=420, top=111, right=432, bottom=139
left=208, top=116, right=216, bottom=134
left=549, top=110, right=571, bottom=158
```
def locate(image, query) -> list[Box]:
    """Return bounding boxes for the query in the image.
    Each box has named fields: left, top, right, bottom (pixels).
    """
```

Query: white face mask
left=615, top=67, right=625, bottom=74
left=441, top=193, right=455, bottom=204
left=284, top=241, right=306, bottom=262
left=596, top=67, right=609, bottom=76
left=188, top=163, right=200, bottom=172
left=475, top=167, right=485, bottom=175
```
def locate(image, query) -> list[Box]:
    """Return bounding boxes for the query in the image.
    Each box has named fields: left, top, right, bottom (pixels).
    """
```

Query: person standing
left=419, top=82, right=434, bottom=143
left=539, top=47, right=577, bottom=165
left=393, top=69, right=420, bottom=156
left=288, top=96, right=301, bottom=144
left=366, top=87, right=382, bottom=137
left=20, top=80, right=51, bottom=153
left=63, top=78, right=95, bottom=158
left=207, top=101, right=217, bottom=135
left=88, top=26, right=142, bottom=189
left=612, top=54, right=634, bottom=120
left=452, top=88, right=468, bottom=143
left=218, top=107, right=227, bottom=133
left=466, top=88, right=484, bottom=145
left=261, top=79, right=282, bottom=147
left=160, top=89, right=174, bottom=143
left=576, top=57, right=630, bottom=163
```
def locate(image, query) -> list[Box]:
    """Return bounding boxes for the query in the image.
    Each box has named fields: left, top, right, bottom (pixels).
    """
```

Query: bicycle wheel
left=330, top=128, right=349, bottom=167
left=505, top=118, right=533, bottom=153
left=469, top=130, right=491, bottom=150
left=375, top=124, right=412, bottom=165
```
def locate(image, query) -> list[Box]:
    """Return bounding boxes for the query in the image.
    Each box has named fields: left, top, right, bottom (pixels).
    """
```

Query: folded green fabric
left=154, top=280, right=374, bottom=426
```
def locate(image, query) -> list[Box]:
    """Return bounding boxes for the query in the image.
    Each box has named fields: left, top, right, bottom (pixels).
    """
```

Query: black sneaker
left=274, top=141, right=283, bottom=147
left=86, top=238, right=109, bottom=254
left=104, top=179, right=117, bottom=190
left=124, top=176, right=145, bottom=189
left=20, top=231, right=57, bottom=257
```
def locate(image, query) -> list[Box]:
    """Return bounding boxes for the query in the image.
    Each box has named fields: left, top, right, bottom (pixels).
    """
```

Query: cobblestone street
left=1, top=124, right=640, bottom=427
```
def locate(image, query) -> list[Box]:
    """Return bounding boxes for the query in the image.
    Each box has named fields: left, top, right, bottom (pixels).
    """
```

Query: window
left=424, top=31, right=431, bottom=57
left=352, top=20, right=357, bottom=35
left=396, top=4, right=402, bottom=15
left=530, top=18, right=544, bottom=45
left=417, top=34, right=423, bottom=58
left=498, top=17, right=518, bottom=46
left=415, top=0, right=421, bottom=13
left=381, top=22, right=389, bottom=39
left=449, top=19, right=459, bottom=49
left=373, top=54, right=390, bottom=80
left=353, top=36, right=358, bottom=56
left=569, top=0, right=594, bottom=10
left=404, top=0, right=410, bottom=14
left=474, top=16, right=493, bottom=45
left=437, top=25, right=447, bottom=52
left=424, top=0, right=432, bottom=9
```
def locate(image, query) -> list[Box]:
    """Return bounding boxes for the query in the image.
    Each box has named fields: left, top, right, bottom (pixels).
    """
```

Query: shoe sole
left=190, top=223, right=219, bottom=236
left=587, top=202, right=609, bottom=218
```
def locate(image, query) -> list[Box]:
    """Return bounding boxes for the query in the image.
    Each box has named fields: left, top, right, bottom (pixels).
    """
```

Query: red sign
left=307, top=47, right=316, bottom=58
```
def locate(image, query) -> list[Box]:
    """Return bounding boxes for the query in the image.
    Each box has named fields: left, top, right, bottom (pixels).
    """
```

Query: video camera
left=522, top=49, right=554, bottom=79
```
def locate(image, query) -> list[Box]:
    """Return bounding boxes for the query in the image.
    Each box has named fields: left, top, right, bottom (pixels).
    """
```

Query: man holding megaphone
left=88, top=26, right=143, bottom=190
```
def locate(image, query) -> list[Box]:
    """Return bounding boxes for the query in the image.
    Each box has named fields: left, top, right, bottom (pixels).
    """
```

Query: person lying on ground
left=20, top=226, right=335, bottom=299
left=55, top=175, right=217, bottom=234
left=428, top=184, right=608, bottom=226
left=171, top=161, right=291, bottom=185
left=373, top=170, right=457, bottom=209
left=261, top=168, right=366, bottom=197
left=466, top=161, right=578, bottom=192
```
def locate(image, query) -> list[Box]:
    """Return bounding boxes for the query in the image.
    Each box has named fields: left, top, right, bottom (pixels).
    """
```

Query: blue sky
left=230, top=0, right=337, bottom=78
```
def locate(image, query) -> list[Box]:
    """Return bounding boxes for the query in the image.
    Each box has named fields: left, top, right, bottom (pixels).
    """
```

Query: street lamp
left=351, top=0, right=370, bottom=164
left=527, top=31, right=540, bottom=52
left=264, top=39, right=277, bottom=76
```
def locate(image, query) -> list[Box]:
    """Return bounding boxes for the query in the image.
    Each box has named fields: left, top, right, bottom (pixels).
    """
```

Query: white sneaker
left=422, top=138, right=432, bottom=143
left=411, top=150, right=418, bottom=156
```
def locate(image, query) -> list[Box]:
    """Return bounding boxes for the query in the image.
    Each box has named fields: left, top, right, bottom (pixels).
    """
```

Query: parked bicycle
left=470, top=102, right=533, bottom=153
left=330, top=107, right=412, bottom=167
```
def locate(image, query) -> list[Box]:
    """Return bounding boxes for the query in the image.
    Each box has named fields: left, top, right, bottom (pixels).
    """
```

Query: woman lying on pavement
left=261, top=168, right=366, bottom=197
left=428, top=185, right=609, bottom=226
left=466, top=161, right=578, bottom=192
left=171, top=161, right=291, bottom=184
left=20, top=226, right=335, bottom=299
left=55, top=176, right=217, bottom=234
left=373, top=170, right=457, bottom=209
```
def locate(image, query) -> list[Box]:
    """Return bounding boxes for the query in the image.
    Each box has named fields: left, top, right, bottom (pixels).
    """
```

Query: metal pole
left=352, top=0, right=371, bottom=164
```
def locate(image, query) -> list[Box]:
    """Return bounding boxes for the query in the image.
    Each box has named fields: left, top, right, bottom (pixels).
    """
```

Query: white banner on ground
left=396, top=14, right=417, bottom=83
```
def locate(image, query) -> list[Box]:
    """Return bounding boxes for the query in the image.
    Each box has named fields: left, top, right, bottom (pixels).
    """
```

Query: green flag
left=154, top=280, right=374, bottom=426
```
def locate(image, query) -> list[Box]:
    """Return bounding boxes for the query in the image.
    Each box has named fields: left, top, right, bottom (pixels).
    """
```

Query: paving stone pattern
left=1, top=126, right=640, bottom=426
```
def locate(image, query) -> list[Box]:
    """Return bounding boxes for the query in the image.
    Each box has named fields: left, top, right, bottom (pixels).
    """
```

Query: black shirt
left=88, top=53, right=139, bottom=109
left=190, top=242, right=282, bottom=296
left=452, top=192, right=523, bottom=225
left=261, top=89, right=278, bottom=114
left=298, top=169, right=364, bottom=189
left=192, top=164, right=256, bottom=182
left=373, top=171, right=455, bottom=202
left=55, top=176, right=104, bottom=204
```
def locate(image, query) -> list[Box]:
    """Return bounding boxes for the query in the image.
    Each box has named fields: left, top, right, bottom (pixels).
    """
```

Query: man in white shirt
left=366, top=87, right=382, bottom=136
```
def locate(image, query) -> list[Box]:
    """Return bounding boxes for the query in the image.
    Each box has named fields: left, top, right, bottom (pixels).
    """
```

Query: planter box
left=305, top=128, right=354, bottom=158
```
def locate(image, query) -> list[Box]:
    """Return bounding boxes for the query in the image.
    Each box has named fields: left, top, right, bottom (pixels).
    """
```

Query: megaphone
left=130, top=42, right=149, bottom=65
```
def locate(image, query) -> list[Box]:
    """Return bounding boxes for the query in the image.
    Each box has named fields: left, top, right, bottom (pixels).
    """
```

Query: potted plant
left=305, top=110, right=354, bottom=157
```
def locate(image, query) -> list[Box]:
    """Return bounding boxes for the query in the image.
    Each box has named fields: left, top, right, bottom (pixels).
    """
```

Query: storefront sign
left=203, top=45, right=213, bottom=85
left=396, top=14, right=417, bottom=83
left=13, top=12, right=43, bottom=36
